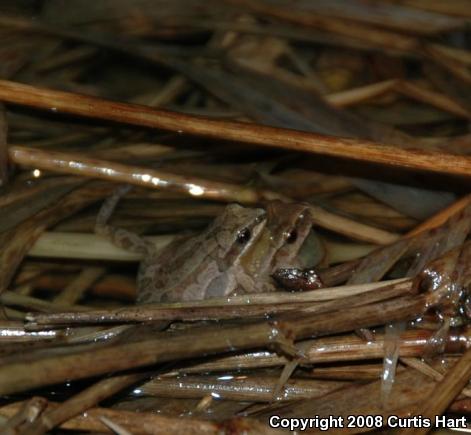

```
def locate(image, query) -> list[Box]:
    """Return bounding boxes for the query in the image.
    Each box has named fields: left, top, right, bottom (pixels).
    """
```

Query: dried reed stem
left=1, top=80, right=471, bottom=177
left=407, top=194, right=471, bottom=236
left=173, top=328, right=469, bottom=374
left=0, top=294, right=425, bottom=395
left=9, top=146, right=275, bottom=204
left=11, top=147, right=398, bottom=244
left=138, top=375, right=346, bottom=402
left=20, top=373, right=145, bottom=435
left=25, top=278, right=411, bottom=325
left=28, top=232, right=376, bottom=263
left=328, top=79, right=471, bottom=119
left=28, top=232, right=174, bottom=261
left=310, top=205, right=398, bottom=244
left=326, top=79, right=396, bottom=107
left=397, top=80, right=471, bottom=119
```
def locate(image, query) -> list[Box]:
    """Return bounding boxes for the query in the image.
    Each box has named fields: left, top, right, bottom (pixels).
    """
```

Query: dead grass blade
left=0, top=181, right=115, bottom=292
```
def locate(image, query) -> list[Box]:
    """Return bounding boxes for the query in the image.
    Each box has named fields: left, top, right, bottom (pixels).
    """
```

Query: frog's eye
left=237, top=228, right=251, bottom=244
left=285, top=229, right=298, bottom=244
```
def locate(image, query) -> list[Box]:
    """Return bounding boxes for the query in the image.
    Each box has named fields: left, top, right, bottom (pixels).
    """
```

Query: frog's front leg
left=95, top=185, right=156, bottom=256
left=234, top=268, right=272, bottom=294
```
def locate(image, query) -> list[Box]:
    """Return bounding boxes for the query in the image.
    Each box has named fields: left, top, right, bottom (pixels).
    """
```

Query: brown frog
left=237, top=200, right=319, bottom=294
left=96, top=187, right=321, bottom=303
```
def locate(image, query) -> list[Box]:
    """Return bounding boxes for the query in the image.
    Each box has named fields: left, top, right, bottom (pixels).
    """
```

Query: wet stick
left=172, top=329, right=471, bottom=375
left=9, top=146, right=274, bottom=204
left=20, top=373, right=146, bottom=435
left=0, top=294, right=426, bottom=395
left=11, top=146, right=398, bottom=244
left=1, top=80, right=471, bottom=177
left=138, top=375, right=346, bottom=402
left=25, top=278, right=412, bottom=325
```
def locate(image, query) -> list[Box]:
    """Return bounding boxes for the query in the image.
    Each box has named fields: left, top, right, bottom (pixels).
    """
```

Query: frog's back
left=136, top=204, right=266, bottom=303
left=136, top=234, right=214, bottom=303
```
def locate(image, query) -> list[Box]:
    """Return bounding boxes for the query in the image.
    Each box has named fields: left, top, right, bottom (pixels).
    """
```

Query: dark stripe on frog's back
left=136, top=221, right=228, bottom=303
left=152, top=209, right=255, bottom=280
left=137, top=204, right=266, bottom=303
left=155, top=230, right=220, bottom=276
left=157, top=254, right=224, bottom=302
left=137, top=236, right=229, bottom=303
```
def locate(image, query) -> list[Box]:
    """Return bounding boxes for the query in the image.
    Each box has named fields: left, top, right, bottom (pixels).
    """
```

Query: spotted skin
left=96, top=186, right=266, bottom=303
left=96, top=189, right=316, bottom=303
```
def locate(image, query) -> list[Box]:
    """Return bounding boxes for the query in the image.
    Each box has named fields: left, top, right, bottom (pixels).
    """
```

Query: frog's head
left=211, top=204, right=267, bottom=265
left=266, top=200, right=315, bottom=270
left=239, top=201, right=324, bottom=290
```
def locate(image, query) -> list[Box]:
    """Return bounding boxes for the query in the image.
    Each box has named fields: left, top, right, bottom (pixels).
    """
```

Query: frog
left=237, top=200, right=318, bottom=293
left=95, top=186, right=320, bottom=303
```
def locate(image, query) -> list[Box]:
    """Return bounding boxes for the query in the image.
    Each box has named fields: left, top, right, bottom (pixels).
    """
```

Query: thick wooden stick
left=0, top=294, right=425, bottom=396
left=2, top=79, right=471, bottom=177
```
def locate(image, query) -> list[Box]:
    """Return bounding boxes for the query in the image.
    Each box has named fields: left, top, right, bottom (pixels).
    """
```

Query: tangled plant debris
left=0, top=1, right=471, bottom=434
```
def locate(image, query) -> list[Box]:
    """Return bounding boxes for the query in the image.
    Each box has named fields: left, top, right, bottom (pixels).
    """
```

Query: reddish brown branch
left=0, top=80, right=471, bottom=177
